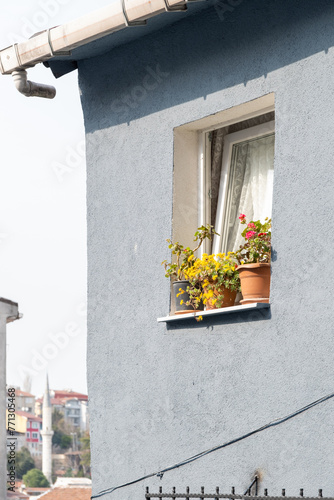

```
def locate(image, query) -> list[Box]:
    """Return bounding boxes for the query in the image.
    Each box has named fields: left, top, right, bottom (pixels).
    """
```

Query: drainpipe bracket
left=47, top=29, right=72, bottom=57
left=164, top=0, right=187, bottom=12
left=13, top=43, right=23, bottom=68
left=121, top=0, right=148, bottom=26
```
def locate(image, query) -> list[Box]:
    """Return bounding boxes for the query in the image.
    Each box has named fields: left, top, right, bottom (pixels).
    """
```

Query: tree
left=76, top=467, right=84, bottom=477
left=64, top=468, right=73, bottom=477
left=52, top=409, right=72, bottom=451
left=60, top=434, right=72, bottom=449
left=80, top=433, right=91, bottom=477
left=10, top=447, right=35, bottom=479
left=52, top=429, right=63, bottom=447
left=52, top=408, right=65, bottom=429
left=23, top=468, right=50, bottom=487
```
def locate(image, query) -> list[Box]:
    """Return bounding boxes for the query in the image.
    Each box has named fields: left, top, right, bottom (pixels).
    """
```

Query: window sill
left=157, top=302, right=270, bottom=323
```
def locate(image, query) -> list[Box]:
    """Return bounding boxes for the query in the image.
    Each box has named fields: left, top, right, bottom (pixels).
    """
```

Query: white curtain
left=224, top=134, right=275, bottom=252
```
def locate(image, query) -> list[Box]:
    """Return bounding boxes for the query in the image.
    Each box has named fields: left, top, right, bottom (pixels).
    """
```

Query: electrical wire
left=91, top=390, right=334, bottom=499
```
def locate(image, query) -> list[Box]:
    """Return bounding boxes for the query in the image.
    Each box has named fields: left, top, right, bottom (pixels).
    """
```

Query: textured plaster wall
left=79, top=1, right=334, bottom=498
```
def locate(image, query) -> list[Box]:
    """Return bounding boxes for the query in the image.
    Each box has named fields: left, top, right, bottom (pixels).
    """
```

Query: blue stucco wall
left=79, top=1, right=334, bottom=498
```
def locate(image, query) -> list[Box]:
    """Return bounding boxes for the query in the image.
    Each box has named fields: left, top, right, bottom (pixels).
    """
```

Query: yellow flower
left=188, top=254, right=195, bottom=262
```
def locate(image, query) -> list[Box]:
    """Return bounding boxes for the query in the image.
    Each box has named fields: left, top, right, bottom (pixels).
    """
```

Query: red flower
left=258, top=232, right=267, bottom=237
left=245, top=230, right=256, bottom=239
left=247, top=223, right=256, bottom=228
left=239, top=213, right=246, bottom=220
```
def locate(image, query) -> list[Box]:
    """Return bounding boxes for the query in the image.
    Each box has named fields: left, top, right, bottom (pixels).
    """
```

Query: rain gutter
left=0, top=0, right=198, bottom=76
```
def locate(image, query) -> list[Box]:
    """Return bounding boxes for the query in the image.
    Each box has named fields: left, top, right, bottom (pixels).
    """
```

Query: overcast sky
left=0, top=0, right=113, bottom=398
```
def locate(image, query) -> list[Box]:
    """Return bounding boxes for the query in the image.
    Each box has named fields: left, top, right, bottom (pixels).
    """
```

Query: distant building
left=36, top=487, right=91, bottom=500
left=35, top=397, right=65, bottom=418
left=6, top=429, right=26, bottom=453
left=37, top=478, right=92, bottom=500
left=12, top=411, right=42, bottom=457
left=53, top=478, right=91, bottom=488
left=19, top=486, right=51, bottom=497
left=36, top=390, right=89, bottom=432
left=6, top=490, right=29, bottom=500
left=14, top=389, right=35, bottom=414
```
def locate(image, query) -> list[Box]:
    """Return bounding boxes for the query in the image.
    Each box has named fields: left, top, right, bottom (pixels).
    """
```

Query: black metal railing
left=146, top=484, right=332, bottom=500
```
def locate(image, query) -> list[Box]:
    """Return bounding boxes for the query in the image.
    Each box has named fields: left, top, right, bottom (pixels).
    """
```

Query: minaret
left=41, top=375, right=53, bottom=484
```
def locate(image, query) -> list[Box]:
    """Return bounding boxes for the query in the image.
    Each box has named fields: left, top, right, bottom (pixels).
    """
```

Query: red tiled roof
left=15, top=390, right=35, bottom=398
left=15, top=410, right=42, bottom=421
left=51, top=397, right=67, bottom=405
left=39, top=395, right=88, bottom=405
left=39, top=487, right=92, bottom=499
left=6, top=491, right=29, bottom=499
left=54, top=390, right=88, bottom=401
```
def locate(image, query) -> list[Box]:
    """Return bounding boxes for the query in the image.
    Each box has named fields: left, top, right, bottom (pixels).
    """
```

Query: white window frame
left=211, top=120, right=275, bottom=254
left=194, top=103, right=275, bottom=258
left=32, top=432, right=38, bottom=439
left=198, top=132, right=212, bottom=254
left=32, top=422, right=39, bottom=428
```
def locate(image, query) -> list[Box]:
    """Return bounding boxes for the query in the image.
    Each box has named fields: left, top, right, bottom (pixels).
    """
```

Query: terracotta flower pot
left=204, top=284, right=237, bottom=310
left=237, top=263, right=270, bottom=304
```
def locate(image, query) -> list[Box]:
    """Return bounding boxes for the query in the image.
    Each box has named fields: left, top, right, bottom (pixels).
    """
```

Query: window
left=32, top=432, right=38, bottom=439
left=32, top=422, right=39, bottom=428
left=169, top=94, right=275, bottom=315
left=173, top=94, right=275, bottom=256
left=26, top=432, right=30, bottom=438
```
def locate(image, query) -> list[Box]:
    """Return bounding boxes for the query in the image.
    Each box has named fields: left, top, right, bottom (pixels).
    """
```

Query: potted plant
left=184, top=252, right=241, bottom=310
left=235, top=214, right=271, bottom=304
left=162, top=225, right=217, bottom=314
